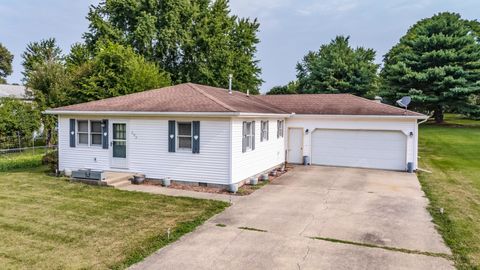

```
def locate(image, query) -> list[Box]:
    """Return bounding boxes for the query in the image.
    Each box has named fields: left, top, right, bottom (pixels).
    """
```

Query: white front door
left=110, top=122, right=128, bottom=169
left=311, top=129, right=407, bottom=171
left=288, top=128, right=303, bottom=164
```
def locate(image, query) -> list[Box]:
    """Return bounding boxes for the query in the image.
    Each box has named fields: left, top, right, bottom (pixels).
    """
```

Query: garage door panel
left=311, top=129, right=406, bottom=171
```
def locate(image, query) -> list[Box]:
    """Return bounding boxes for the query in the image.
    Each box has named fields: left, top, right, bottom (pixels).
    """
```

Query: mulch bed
left=143, top=165, right=293, bottom=196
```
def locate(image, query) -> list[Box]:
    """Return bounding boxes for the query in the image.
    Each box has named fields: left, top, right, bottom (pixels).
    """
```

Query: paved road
left=131, top=166, right=454, bottom=270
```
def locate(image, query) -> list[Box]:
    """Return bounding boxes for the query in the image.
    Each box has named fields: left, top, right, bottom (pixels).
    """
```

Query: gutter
left=290, top=114, right=428, bottom=120
left=43, top=110, right=291, bottom=118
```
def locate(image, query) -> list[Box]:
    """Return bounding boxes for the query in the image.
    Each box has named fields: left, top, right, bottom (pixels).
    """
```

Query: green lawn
left=0, top=167, right=228, bottom=269
left=418, top=114, right=480, bottom=269
left=0, top=149, right=47, bottom=172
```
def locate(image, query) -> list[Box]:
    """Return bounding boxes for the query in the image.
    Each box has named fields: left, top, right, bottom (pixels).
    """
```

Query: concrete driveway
left=131, top=166, right=454, bottom=270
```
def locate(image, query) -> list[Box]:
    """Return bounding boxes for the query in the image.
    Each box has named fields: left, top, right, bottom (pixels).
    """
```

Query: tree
left=0, top=43, right=13, bottom=83
left=22, top=38, right=68, bottom=146
left=21, top=38, right=63, bottom=80
left=266, top=81, right=299, bottom=95
left=296, top=36, right=379, bottom=98
left=381, top=12, right=480, bottom=123
left=83, top=0, right=262, bottom=93
left=0, top=97, right=41, bottom=139
left=67, top=42, right=171, bottom=103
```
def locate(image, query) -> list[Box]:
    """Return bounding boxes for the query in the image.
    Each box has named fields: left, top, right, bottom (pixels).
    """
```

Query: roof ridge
left=186, top=83, right=237, bottom=112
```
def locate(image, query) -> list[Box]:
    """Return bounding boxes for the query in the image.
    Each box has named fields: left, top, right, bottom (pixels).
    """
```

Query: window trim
left=90, top=120, right=103, bottom=146
left=261, top=120, right=269, bottom=141
left=277, top=120, right=284, bottom=138
left=245, top=121, right=253, bottom=151
left=76, top=120, right=103, bottom=147
left=177, top=122, right=193, bottom=150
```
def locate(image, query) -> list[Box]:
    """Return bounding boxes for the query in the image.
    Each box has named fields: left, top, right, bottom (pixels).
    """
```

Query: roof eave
left=290, top=114, right=428, bottom=119
left=43, top=110, right=291, bottom=118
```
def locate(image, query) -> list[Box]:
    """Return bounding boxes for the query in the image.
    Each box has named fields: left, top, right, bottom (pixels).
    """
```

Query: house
left=45, top=83, right=427, bottom=188
left=0, top=84, right=33, bottom=101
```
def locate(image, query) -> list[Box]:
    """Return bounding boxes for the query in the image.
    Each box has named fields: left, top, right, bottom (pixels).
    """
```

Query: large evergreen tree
left=381, top=12, right=480, bottom=123
left=83, top=0, right=262, bottom=93
left=296, top=36, right=379, bottom=97
left=0, top=43, right=13, bottom=84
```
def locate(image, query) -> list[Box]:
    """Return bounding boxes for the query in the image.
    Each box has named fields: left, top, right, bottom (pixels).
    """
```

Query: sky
left=1, top=0, right=479, bottom=93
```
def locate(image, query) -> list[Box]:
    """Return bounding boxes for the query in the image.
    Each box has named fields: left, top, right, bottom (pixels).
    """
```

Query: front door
left=110, top=122, right=128, bottom=169
left=287, top=128, right=303, bottom=164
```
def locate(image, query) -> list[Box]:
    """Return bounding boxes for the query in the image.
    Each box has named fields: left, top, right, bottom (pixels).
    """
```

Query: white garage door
left=311, top=129, right=407, bottom=171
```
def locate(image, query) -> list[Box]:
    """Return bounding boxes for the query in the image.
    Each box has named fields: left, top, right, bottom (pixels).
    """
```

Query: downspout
left=415, top=114, right=432, bottom=173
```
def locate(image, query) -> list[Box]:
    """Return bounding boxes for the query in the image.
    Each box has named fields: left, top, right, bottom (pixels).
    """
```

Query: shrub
left=42, top=150, right=58, bottom=172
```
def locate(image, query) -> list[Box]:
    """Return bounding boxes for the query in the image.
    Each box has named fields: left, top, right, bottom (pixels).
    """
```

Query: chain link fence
left=0, top=133, right=57, bottom=155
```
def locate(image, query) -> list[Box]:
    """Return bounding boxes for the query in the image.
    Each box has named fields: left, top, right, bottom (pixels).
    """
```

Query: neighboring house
left=0, top=84, right=33, bottom=101
left=46, top=83, right=426, bottom=188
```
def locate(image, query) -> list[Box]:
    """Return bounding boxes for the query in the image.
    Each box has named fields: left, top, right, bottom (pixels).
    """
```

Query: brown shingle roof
left=256, top=94, right=424, bottom=116
left=51, top=83, right=424, bottom=117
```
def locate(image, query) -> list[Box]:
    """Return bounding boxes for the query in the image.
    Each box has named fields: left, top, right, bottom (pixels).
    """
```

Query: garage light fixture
left=305, top=129, right=309, bottom=134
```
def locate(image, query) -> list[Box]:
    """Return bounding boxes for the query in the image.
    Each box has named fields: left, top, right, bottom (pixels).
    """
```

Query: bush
left=42, top=150, right=58, bottom=172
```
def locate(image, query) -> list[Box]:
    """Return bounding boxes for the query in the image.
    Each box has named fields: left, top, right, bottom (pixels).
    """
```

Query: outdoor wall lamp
left=305, top=129, right=309, bottom=134
left=409, top=131, right=414, bottom=137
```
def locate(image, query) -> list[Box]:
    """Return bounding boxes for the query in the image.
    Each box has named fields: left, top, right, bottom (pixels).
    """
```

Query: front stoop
left=103, top=171, right=137, bottom=187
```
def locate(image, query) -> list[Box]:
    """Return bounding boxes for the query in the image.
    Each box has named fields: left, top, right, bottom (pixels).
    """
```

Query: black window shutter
left=192, top=121, right=200, bottom=154
left=277, top=120, right=280, bottom=139
left=252, top=121, right=255, bottom=150
left=242, top=121, right=246, bottom=153
left=69, top=119, right=76, bottom=147
left=168, top=120, right=176, bottom=152
left=102, top=119, right=109, bottom=149
left=266, top=121, right=269, bottom=140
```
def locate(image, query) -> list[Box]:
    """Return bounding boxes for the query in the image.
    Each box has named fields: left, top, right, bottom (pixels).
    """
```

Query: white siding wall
left=230, top=118, right=286, bottom=184
left=58, top=116, right=110, bottom=171
left=58, top=116, right=231, bottom=185
left=285, top=116, right=419, bottom=169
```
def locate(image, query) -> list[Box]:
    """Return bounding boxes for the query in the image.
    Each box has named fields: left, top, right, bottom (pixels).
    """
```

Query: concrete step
left=110, top=180, right=132, bottom=188
left=104, top=171, right=136, bottom=187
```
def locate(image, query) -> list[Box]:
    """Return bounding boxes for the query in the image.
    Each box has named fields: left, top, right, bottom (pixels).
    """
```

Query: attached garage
left=310, top=129, right=407, bottom=171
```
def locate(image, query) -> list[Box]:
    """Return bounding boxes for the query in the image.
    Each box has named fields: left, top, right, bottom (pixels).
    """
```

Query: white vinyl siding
left=231, top=118, right=285, bottom=184
left=59, top=116, right=230, bottom=185
left=285, top=116, right=418, bottom=170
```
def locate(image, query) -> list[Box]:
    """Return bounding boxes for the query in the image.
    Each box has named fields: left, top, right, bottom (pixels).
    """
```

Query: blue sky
left=1, top=0, right=479, bottom=93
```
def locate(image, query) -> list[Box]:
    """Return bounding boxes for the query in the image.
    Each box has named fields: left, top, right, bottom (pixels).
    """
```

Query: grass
left=0, top=149, right=46, bottom=171
left=0, top=167, right=228, bottom=269
left=236, top=180, right=270, bottom=195
left=418, top=114, right=480, bottom=269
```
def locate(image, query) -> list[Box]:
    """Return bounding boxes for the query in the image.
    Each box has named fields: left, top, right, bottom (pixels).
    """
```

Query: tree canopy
left=67, top=41, right=171, bottom=103
left=295, top=36, right=379, bottom=97
left=0, top=43, right=13, bottom=84
left=266, top=81, right=299, bottom=95
left=0, top=97, right=41, bottom=139
left=84, top=0, right=262, bottom=93
left=380, top=12, right=480, bottom=122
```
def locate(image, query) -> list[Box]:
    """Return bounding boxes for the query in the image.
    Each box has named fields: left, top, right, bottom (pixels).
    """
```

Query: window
left=261, top=120, right=269, bottom=141
left=277, top=120, right=284, bottom=138
left=245, top=121, right=253, bottom=150
left=77, top=120, right=89, bottom=145
left=90, top=121, right=102, bottom=145
left=77, top=120, right=103, bottom=147
left=177, top=122, right=192, bottom=149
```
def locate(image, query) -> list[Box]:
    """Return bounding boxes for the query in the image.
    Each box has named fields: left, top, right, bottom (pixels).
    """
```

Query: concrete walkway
left=130, top=166, right=454, bottom=270
left=118, top=183, right=239, bottom=203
